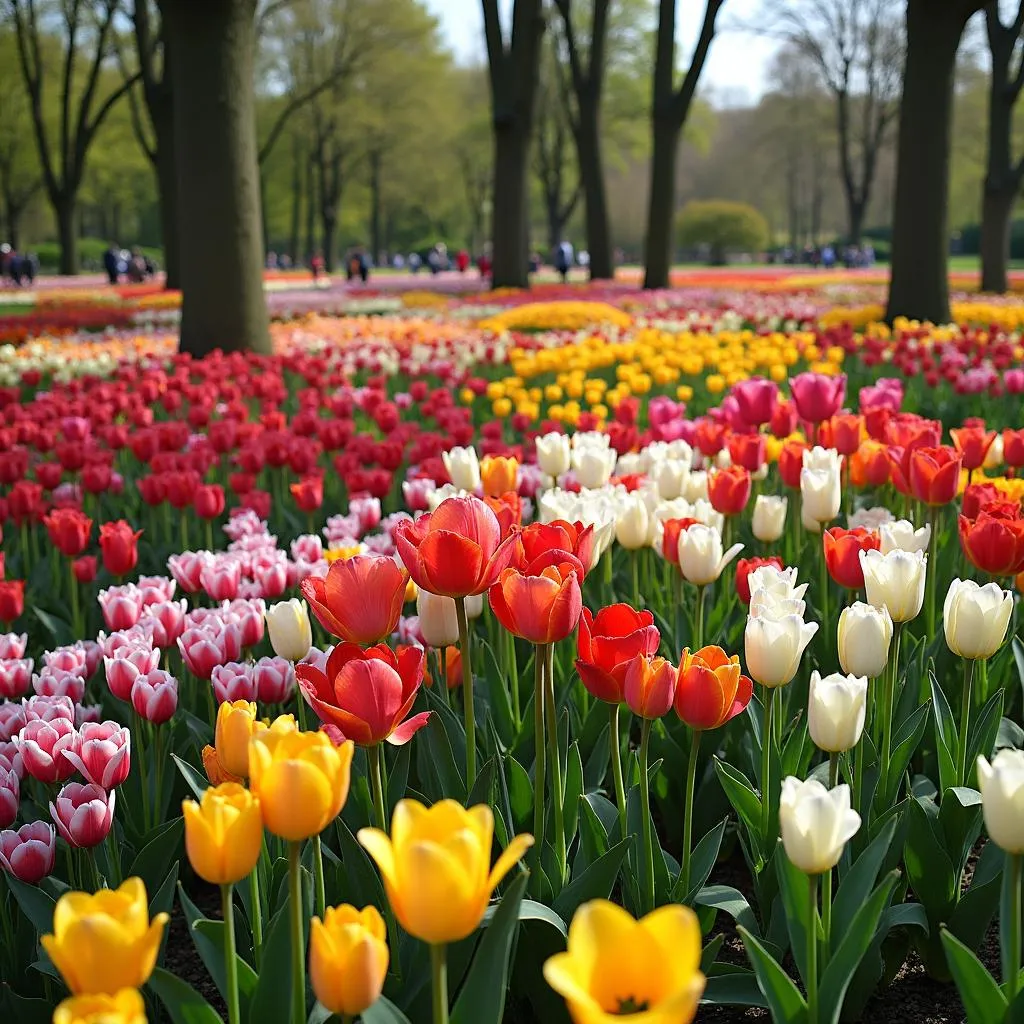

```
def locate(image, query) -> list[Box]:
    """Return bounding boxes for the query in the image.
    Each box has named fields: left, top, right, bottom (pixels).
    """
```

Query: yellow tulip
left=182, top=783, right=263, bottom=885
left=309, top=905, right=389, bottom=1016
left=42, top=878, right=168, bottom=996
left=543, top=900, right=705, bottom=1024
left=213, top=700, right=263, bottom=779
left=53, top=989, right=147, bottom=1024
left=249, top=728, right=354, bottom=841
left=358, top=799, right=533, bottom=944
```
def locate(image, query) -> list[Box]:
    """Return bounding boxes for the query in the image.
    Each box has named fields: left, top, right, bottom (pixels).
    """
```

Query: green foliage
left=676, top=199, right=770, bottom=263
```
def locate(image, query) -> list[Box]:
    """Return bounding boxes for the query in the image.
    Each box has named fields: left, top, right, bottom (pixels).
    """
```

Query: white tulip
left=571, top=430, right=610, bottom=451
left=977, top=750, right=1024, bottom=854
left=442, top=446, right=481, bottom=492
left=615, top=453, right=645, bottom=477
left=779, top=777, right=861, bottom=874
left=802, top=446, right=843, bottom=475
left=265, top=599, right=313, bottom=662
left=615, top=493, right=652, bottom=550
left=715, top=448, right=732, bottom=469
left=808, top=671, right=868, bottom=753
left=802, top=501, right=823, bottom=534
left=752, top=495, right=788, bottom=543
left=943, top=578, right=1013, bottom=660
left=416, top=590, right=460, bottom=647
left=984, top=434, right=1004, bottom=470
left=677, top=524, right=743, bottom=585
left=426, top=482, right=462, bottom=511
left=879, top=519, right=931, bottom=555
left=745, top=613, right=818, bottom=688
left=682, top=470, right=709, bottom=503
left=837, top=601, right=893, bottom=678
left=651, top=458, right=690, bottom=500
left=860, top=548, right=926, bottom=622
left=847, top=506, right=895, bottom=532
left=535, top=432, right=571, bottom=478
left=747, top=564, right=808, bottom=604
left=572, top=446, right=617, bottom=489
left=800, top=465, right=841, bottom=524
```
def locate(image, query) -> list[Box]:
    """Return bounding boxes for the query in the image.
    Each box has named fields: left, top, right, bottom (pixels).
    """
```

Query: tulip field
left=5, top=272, right=1024, bottom=1023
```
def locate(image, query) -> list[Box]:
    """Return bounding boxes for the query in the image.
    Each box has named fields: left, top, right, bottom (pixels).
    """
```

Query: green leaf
left=676, top=818, right=727, bottom=904
left=776, top=845, right=811, bottom=987
left=129, top=816, right=184, bottom=897
left=832, top=817, right=896, bottom=948
left=904, top=798, right=956, bottom=922
left=713, top=757, right=762, bottom=850
left=504, top=755, right=534, bottom=831
left=194, top=919, right=260, bottom=1007
left=881, top=901, right=929, bottom=935
left=737, top=925, right=806, bottom=1021
left=249, top=898, right=304, bottom=1024
left=0, top=988, right=54, bottom=1024
left=702, top=970, right=768, bottom=1008
left=562, top=742, right=583, bottom=847
left=939, top=787, right=983, bottom=877
left=148, top=965, right=224, bottom=1024
left=451, top=873, right=528, bottom=1024
left=696, top=885, right=762, bottom=941
left=4, top=873, right=56, bottom=935
left=968, top=690, right=1005, bottom=782
left=362, top=997, right=414, bottom=1024
left=418, top=691, right=467, bottom=801
left=575, top=795, right=610, bottom=875
left=386, top=741, right=411, bottom=815
left=819, top=871, right=899, bottom=1024
left=151, top=862, right=180, bottom=963
left=941, top=928, right=1008, bottom=1024
left=553, top=839, right=629, bottom=922
left=509, top=899, right=567, bottom=939
left=885, top=701, right=930, bottom=807
left=172, top=754, right=210, bottom=800
left=32, top=606, right=73, bottom=647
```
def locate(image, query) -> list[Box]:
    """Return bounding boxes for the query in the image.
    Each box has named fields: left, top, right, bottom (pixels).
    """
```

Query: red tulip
left=708, top=466, right=751, bottom=516
left=43, top=507, right=92, bottom=557
left=296, top=642, right=430, bottom=745
left=790, top=372, right=846, bottom=424
left=695, top=420, right=728, bottom=457
left=49, top=782, right=115, bottom=848
left=575, top=604, right=660, bottom=704
left=909, top=445, right=962, bottom=506
left=394, top=495, right=517, bottom=598
left=962, top=482, right=1004, bottom=521
left=951, top=425, right=996, bottom=471
left=291, top=475, right=324, bottom=513
left=99, top=520, right=142, bottom=577
left=515, top=519, right=594, bottom=577
left=489, top=562, right=582, bottom=644
left=726, top=433, right=766, bottom=472
left=827, top=413, right=863, bottom=456
left=823, top=527, right=881, bottom=589
left=777, top=440, right=808, bottom=489
left=849, top=441, right=890, bottom=488
left=72, top=555, right=98, bottom=584
left=483, top=492, right=523, bottom=536
left=735, top=556, right=784, bottom=604
left=770, top=398, right=798, bottom=438
left=674, top=646, right=752, bottom=730
left=0, top=580, right=25, bottom=624
left=0, top=821, right=56, bottom=883
left=959, top=503, right=1024, bottom=576
left=194, top=484, right=226, bottom=520
left=300, top=553, right=408, bottom=644
left=1003, top=428, right=1024, bottom=469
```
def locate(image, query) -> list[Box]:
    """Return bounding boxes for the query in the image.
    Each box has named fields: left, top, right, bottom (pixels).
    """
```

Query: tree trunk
left=575, top=99, right=612, bottom=280
left=159, top=0, right=269, bottom=354
left=981, top=38, right=1017, bottom=295
left=885, top=1, right=975, bottom=324
left=847, top=198, right=865, bottom=246
left=491, top=123, right=531, bottom=288
left=56, top=194, right=78, bottom=275
left=980, top=188, right=1015, bottom=293
left=304, top=153, right=316, bottom=263
left=321, top=214, right=336, bottom=273
left=149, top=89, right=181, bottom=289
left=288, top=140, right=301, bottom=265
left=642, top=118, right=679, bottom=290
left=6, top=199, right=20, bottom=251
left=369, top=149, right=382, bottom=264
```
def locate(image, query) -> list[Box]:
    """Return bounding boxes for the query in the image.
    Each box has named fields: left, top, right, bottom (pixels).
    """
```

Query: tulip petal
left=386, top=711, right=432, bottom=746
left=416, top=531, right=485, bottom=596
left=487, top=832, right=534, bottom=892
left=356, top=827, right=397, bottom=888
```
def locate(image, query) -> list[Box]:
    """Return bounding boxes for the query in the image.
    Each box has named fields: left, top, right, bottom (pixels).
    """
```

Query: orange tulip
left=951, top=425, right=997, bottom=472
left=480, top=455, right=519, bottom=497
left=623, top=654, right=676, bottom=719
left=483, top=491, right=523, bottom=536
left=674, top=646, right=752, bottom=730
left=909, top=445, right=962, bottom=506
left=300, top=554, right=408, bottom=644
left=489, top=562, right=582, bottom=644
left=708, top=466, right=751, bottom=516
left=849, top=440, right=890, bottom=488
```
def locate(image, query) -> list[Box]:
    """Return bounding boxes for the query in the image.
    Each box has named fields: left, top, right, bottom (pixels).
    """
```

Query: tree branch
left=670, top=0, right=725, bottom=125
left=259, top=64, right=353, bottom=166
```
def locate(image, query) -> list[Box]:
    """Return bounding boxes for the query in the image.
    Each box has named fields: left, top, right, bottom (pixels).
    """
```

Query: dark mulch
left=163, top=882, right=227, bottom=1017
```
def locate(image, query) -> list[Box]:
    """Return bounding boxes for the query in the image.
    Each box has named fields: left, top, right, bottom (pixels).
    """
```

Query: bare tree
left=773, top=0, right=902, bottom=245
left=979, top=1, right=1024, bottom=293
left=5, top=0, right=138, bottom=274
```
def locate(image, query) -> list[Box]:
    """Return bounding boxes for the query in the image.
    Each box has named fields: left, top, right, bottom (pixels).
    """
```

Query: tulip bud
left=53, top=989, right=147, bottom=1024
left=650, top=458, right=690, bottom=500
left=0, top=764, right=18, bottom=827
left=623, top=654, right=676, bottom=719
left=50, top=782, right=116, bottom=848
left=808, top=671, right=867, bottom=753
left=65, top=721, right=131, bottom=789
left=837, top=601, right=893, bottom=678
left=752, top=495, right=787, bottom=543
left=860, top=548, right=926, bottom=623
left=0, top=820, right=56, bottom=883
left=130, top=670, right=179, bottom=724
left=572, top=444, right=617, bottom=489
left=943, top=578, right=1013, bottom=660
left=614, top=493, right=652, bottom=550
left=779, top=777, right=860, bottom=874
left=678, top=524, right=744, bottom=586
left=744, top=610, right=818, bottom=688
left=265, top=599, right=313, bottom=662
left=879, top=519, right=931, bottom=554
left=213, top=700, right=262, bottom=779
left=442, top=445, right=481, bottom=492
left=253, top=656, right=295, bottom=704
left=800, top=465, right=841, bottom=524
left=977, top=749, right=1024, bottom=854
left=416, top=590, right=460, bottom=647
left=310, top=905, right=389, bottom=1017
left=183, top=782, right=263, bottom=885
left=535, top=432, right=571, bottom=478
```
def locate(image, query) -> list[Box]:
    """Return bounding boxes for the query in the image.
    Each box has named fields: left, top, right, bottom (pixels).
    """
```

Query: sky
left=422, top=0, right=779, bottom=106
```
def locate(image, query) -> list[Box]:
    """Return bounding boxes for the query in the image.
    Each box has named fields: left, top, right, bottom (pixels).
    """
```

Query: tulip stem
left=818, top=539, right=829, bottom=655
left=679, top=730, right=701, bottom=899
left=288, top=842, right=306, bottom=1024
left=507, top=629, right=520, bottom=729
left=205, top=518, right=214, bottom=553
left=631, top=551, right=640, bottom=608
left=638, top=717, right=656, bottom=913
left=431, top=943, right=449, bottom=1024
left=1007, top=854, right=1022, bottom=1004
left=694, top=584, right=705, bottom=649
left=311, top=834, right=326, bottom=921
left=957, top=658, right=975, bottom=788
left=249, top=866, right=263, bottom=969
left=878, top=623, right=903, bottom=811
left=828, top=752, right=839, bottom=789
left=760, top=686, right=774, bottom=846
left=532, top=645, right=547, bottom=871
left=455, top=597, right=476, bottom=789
left=369, top=743, right=388, bottom=832
left=926, top=507, right=938, bottom=646
left=543, top=643, right=567, bottom=885
left=609, top=703, right=627, bottom=840
left=67, top=559, right=82, bottom=640
left=222, top=883, right=241, bottom=1024
left=807, top=874, right=819, bottom=1024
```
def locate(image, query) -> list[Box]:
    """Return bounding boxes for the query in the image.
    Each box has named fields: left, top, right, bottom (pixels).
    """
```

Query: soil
left=162, top=882, right=227, bottom=1017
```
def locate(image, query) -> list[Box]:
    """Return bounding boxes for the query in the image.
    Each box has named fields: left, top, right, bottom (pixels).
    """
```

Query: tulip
left=860, top=548, right=926, bottom=622
left=72, top=556, right=98, bottom=583
left=130, top=669, right=179, bottom=724
left=823, top=526, right=881, bottom=590
left=50, top=782, right=116, bottom=848
left=943, top=578, right=1012, bottom=660
left=296, top=642, right=430, bottom=746
left=879, top=518, right=931, bottom=554
left=0, top=579, right=25, bottom=622
left=572, top=443, right=617, bottom=489
left=744, top=610, right=818, bottom=689
left=104, top=646, right=160, bottom=702
left=249, top=727, right=354, bottom=841
left=735, top=556, right=784, bottom=605
left=53, top=989, right=147, bottom=1024
left=15, top=717, right=79, bottom=783
left=837, top=601, right=893, bottom=679
left=183, top=782, right=263, bottom=885
left=358, top=798, right=533, bottom=943
left=0, top=657, right=32, bottom=699
left=0, top=702, right=25, bottom=741
left=708, top=466, right=751, bottom=516
left=168, top=552, right=209, bottom=593
left=442, top=445, right=481, bottom=492
left=99, top=521, right=143, bottom=577
left=290, top=476, right=324, bottom=513
left=827, top=412, right=863, bottom=456
left=177, top=621, right=242, bottom=679
left=951, top=425, right=996, bottom=471
left=808, top=671, right=867, bottom=753
left=0, top=764, right=18, bottom=828
left=42, top=877, right=168, bottom=995
left=677, top=524, right=743, bottom=586
left=650, top=458, right=690, bottom=500
left=789, top=371, right=846, bottom=425
left=194, top=483, right=226, bottom=520
left=146, top=599, right=188, bottom=648
left=575, top=604, right=660, bottom=704
left=536, top=432, right=572, bottom=478
left=516, top=519, right=594, bottom=577
left=623, top=653, right=676, bottom=719
left=732, top=376, right=778, bottom=426
left=98, top=585, right=144, bottom=631
left=849, top=439, right=890, bottom=488
left=543, top=900, right=705, bottom=1024
left=777, top=439, right=808, bottom=488
left=44, top=508, right=93, bottom=557
left=909, top=445, right=962, bottom=506
left=727, top=432, right=767, bottom=472
left=0, top=820, right=56, bottom=883
left=752, top=494, right=787, bottom=542
left=416, top=589, right=460, bottom=647
left=309, top=904, right=389, bottom=1017
left=0, top=632, right=26, bottom=659
left=959, top=504, right=1024, bottom=577
left=800, top=463, right=841, bottom=525
left=779, top=777, right=860, bottom=874
left=211, top=662, right=257, bottom=705
left=253, top=656, right=295, bottom=704
left=209, top=700, right=262, bottom=780
left=200, top=559, right=242, bottom=602
left=480, top=455, right=518, bottom=497
left=977, top=750, right=1024, bottom=854
left=394, top=496, right=517, bottom=598
left=674, top=646, right=752, bottom=730
left=259, top=599, right=311, bottom=664
left=614, top=492, right=651, bottom=550
left=489, top=563, right=582, bottom=645
left=65, top=721, right=131, bottom=790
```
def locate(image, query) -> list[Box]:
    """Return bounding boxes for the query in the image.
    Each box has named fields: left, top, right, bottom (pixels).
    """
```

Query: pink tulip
left=98, top=584, right=144, bottom=631
left=0, top=741, right=23, bottom=779
left=64, top=721, right=131, bottom=789
left=200, top=558, right=242, bottom=601
left=131, top=670, right=178, bottom=724
left=402, top=478, right=435, bottom=512
left=104, top=645, right=160, bottom=702
left=0, top=702, right=26, bottom=741
left=0, top=633, right=27, bottom=659
left=168, top=552, right=210, bottom=594
left=32, top=668, right=85, bottom=703
left=49, top=782, right=115, bottom=848
left=15, top=718, right=79, bottom=783
left=253, top=656, right=294, bottom=704
left=98, top=624, right=154, bottom=659
left=177, top=622, right=242, bottom=679
left=80, top=640, right=103, bottom=677
left=350, top=496, right=382, bottom=534
left=211, top=662, right=258, bottom=704
left=0, top=764, right=18, bottom=828
left=0, top=821, right=56, bottom=883
left=22, top=694, right=75, bottom=723
left=290, top=535, right=323, bottom=562
left=74, top=703, right=103, bottom=726
left=0, top=658, right=33, bottom=699
left=858, top=377, right=904, bottom=413
left=731, top=377, right=779, bottom=427
left=143, top=599, right=188, bottom=649
left=789, top=372, right=847, bottom=425
left=42, top=645, right=88, bottom=675
left=137, top=575, right=177, bottom=605
left=253, top=558, right=288, bottom=599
